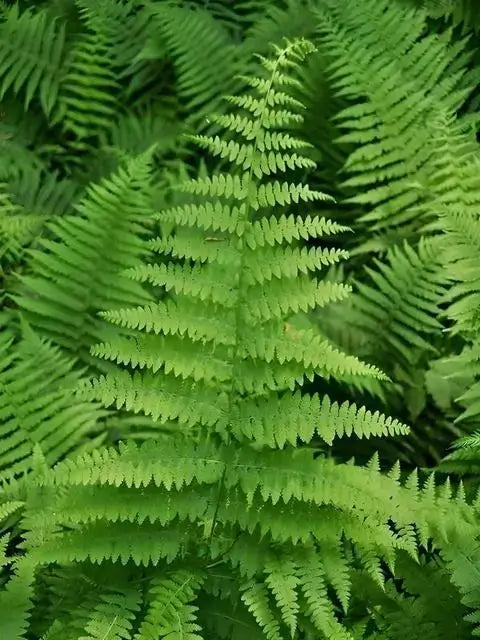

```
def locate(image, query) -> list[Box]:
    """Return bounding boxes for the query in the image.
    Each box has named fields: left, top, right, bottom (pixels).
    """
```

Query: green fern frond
left=316, top=0, right=477, bottom=240
left=0, top=556, right=37, bottom=639
left=79, top=585, right=141, bottom=640
left=135, top=570, right=203, bottom=640
left=84, top=38, right=383, bottom=413
left=0, top=186, right=44, bottom=264
left=14, top=151, right=155, bottom=360
left=296, top=549, right=353, bottom=640
left=231, top=391, right=408, bottom=447
left=55, top=2, right=120, bottom=146
left=0, top=325, right=103, bottom=482
left=316, top=237, right=448, bottom=414
left=9, top=167, right=80, bottom=217
left=0, top=500, right=23, bottom=524
left=241, top=581, right=282, bottom=640
left=146, top=3, right=240, bottom=126
left=37, top=439, right=224, bottom=490
left=442, top=207, right=480, bottom=339
left=264, top=555, right=299, bottom=635
left=0, top=5, right=65, bottom=117
left=105, top=100, right=180, bottom=157
left=354, top=239, right=446, bottom=367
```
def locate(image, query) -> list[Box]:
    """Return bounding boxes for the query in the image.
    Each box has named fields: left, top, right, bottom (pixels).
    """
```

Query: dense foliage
left=1, top=0, right=480, bottom=638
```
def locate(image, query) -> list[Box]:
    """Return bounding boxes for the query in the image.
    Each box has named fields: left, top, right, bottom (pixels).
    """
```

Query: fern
left=2, top=39, right=477, bottom=640
left=317, top=237, right=448, bottom=426
left=79, top=585, right=141, bottom=640
left=135, top=570, right=203, bottom=640
left=145, top=3, right=241, bottom=128
left=54, top=0, right=120, bottom=148
left=0, top=186, right=44, bottom=266
left=0, top=322, right=103, bottom=482
left=14, top=151, right=155, bottom=362
left=316, top=0, right=477, bottom=244
left=0, top=5, right=66, bottom=117
left=420, top=115, right=480, bottom=431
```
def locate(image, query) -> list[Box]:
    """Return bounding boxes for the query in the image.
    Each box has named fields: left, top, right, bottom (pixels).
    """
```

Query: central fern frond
left=86, top=39, right=389, bottom=446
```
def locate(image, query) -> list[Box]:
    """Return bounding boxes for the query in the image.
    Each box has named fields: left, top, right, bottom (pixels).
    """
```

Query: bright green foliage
left=82, top=40, right=394, bottom=443
left=0, top=38, right=476, bottom=640
left=0, top=1, right=479, bottom=639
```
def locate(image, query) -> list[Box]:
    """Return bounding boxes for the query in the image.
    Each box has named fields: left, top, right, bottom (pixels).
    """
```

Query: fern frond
left=55, top=2, right=120, bottom=146
left=231, top=391, right=409, bottom=447
left=14, top=151, right=155, bottom=360
left=347, top=238, right=447, bottom=374
left=0, top=5, right=65, bottom=117
left=80, top=585, right=141, bottom=640
left=0, top=556, right=37, bottom=639
left=264, top=555, right=299, bottom=635
left=296, top=549, right=353, bottom=640
left=135, top=570, right=203, bottom=640
left=146, top=3, right=240, bottom=126
left=241, top=581, right=282, bottom=640
left=0, top=186, right=44, bottom=264
left=79, top=370, right=227, bottom=427
left=37, top=439, right=225, bottom=490
left=0, top=325, right=102, bottom=482
left=317, top=0, right=477, bottom=239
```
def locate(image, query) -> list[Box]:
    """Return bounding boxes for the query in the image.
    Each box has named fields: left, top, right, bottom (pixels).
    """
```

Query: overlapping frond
left=0, top=324, right=102, bottom=482
left=14, top=151, right=155, bottom=361
left=54, top=2, right=120, bottom=148
left=316, top=0, right=477, bottom=242
left=323, top=239, right=447, bottom=376
left=0, top=5, right=65, bottom=117
left=146, top=3, right=240, bottom=126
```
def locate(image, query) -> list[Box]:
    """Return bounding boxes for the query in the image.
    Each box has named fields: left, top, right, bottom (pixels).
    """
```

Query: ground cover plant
left=1, top=0, right=480, bottom=638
